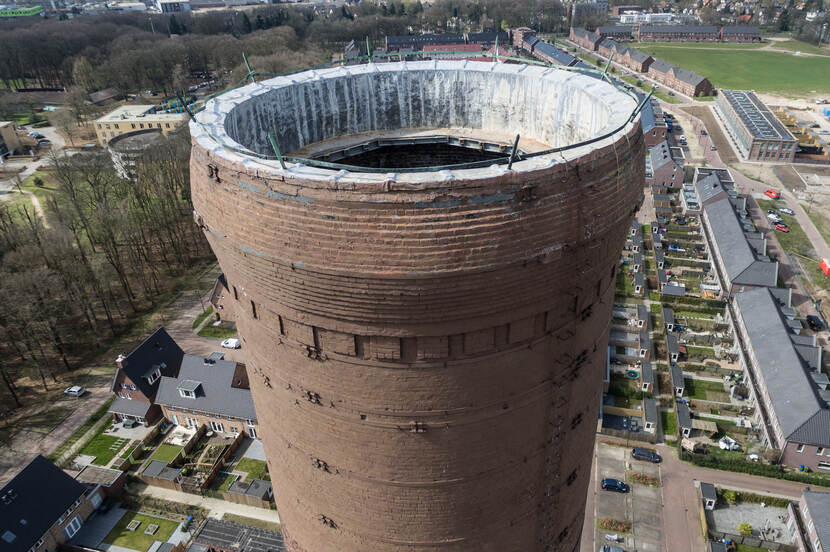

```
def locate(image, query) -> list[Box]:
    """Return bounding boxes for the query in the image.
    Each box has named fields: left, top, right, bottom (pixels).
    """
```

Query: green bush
left=738, top=522, right=753, bottom=537
left=722, top=489, right=737, bottom=505
left=680, top=451, right=830, bottom=487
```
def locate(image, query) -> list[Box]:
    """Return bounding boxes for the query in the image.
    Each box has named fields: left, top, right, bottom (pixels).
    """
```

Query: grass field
left=197, top=325, right=237, bottom=338
left=661, top=410, right=677, bottom=436
left=633, top=43, right=830, bottom=96
left=236, top=458, right=269, bottom=481
left=49, top=402, right=113, bottom=461
left=757, top=199, right=817, bottom=258
left=103, top=512, right=179, bottom=552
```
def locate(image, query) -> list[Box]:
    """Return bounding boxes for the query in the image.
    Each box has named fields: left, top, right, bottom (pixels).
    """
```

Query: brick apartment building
left=641, top=100, right=668, bottom=147
left=108, top=327, right=184, bottom=426
left=595, top=25, right=634, bottom=41
left=720, top=25, right=761, bottom=41
left=0, top=456, right=105, bottom=552
left=155, top=353, right=259, bottom=438
left=597, top=39, right=653, bottom=72
left=730, top=287, right=830, bottom=469
left=698, top=182, right=778, bottom=295
left=512, top=27, right=536, bottom=48
left=716, top=90, right=797, bottom=161
left=533, top=41, right=580, bottom=66
left=569, top=27, right=602, bottom=50
left=648, top=58, right=713, bottom=97
left=645, top=140, right=683, bottom=187
left=792, top=490, right=830, bottom=551
left=638, top=24, right=719, bottom=41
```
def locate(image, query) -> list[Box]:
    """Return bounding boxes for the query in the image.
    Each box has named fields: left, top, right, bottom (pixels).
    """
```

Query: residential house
left=643, top=398, right=658, bottom=434
left=700, top=193, right=778, bottom=295
left=155, top=353, right=258, bottom=438
left=533, top=41, right=580, bottom=66
left=638, top=330, right=652, bottom=359
left=569, top=27, right=602, bottom=51
left=667, top=334, right=681, bottom=363
left=634, top=272, right=646, bottom=295
left=632, top=252, right=644, bottom=273
left=677, top=401, right=692, bottom=437
left=641, top=362, right=655, bottom=392
left=108, top=327, right=184, bottom=426
left=636, top=304, right=649, bottom=328
left=225, top=479, right=273, bottom=509
left=641, top=99, right=668, bottom=148
left=793, top=490, right=830, bottom=552
left=720, top=25, right=761, bottom=41
left=0, top=122, right=23, bottom=161
left=655, top=248, right=665, bottom=270
left=595, top=26, right=634, bottom=41
left=422, top=44, right=485, bottom=60
left=94, top=105, right=187, bottom=146
left=730, top=287, right=830, bottom=468
left=646, top=140, right=684, bottom=187
left=638, top=25, right=719, bottom=41
left=74, top=465, right=127, bottom=498
left=209, top=273, right=235, bottom=323
left=700, top=482, right=717, bottom=510
left=0, top=455, right=104, bottom=552
left=385, top=34, right=465, bottom=51
left=648, top=58, right=713, bottom=97
left=512, top=27, right=537, bottom=48
left=663, top=307, right=675, bottom=332
left=670, top=362, right=685, bottom=397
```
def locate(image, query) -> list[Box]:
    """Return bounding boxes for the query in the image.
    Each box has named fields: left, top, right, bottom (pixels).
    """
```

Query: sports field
left=634, top=42, right=830, bottom=96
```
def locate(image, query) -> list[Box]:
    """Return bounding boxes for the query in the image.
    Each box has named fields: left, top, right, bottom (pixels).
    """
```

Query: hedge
left=680, top=451, right=830, bottom=487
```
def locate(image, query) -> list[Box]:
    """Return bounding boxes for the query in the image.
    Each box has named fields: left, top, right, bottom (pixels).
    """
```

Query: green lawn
left=79, top=433, right=129, bottom=466
left=684, top=378, right=725, bottom=400
left=757, top=199, right=817, bottom=259
left=768, top=39, right=829, bottom=55
left=661, top=410, right=677, bottom=436
left=192, top=305, right=214, bottom=329
left=805, top=206, right=830, bottom=248
left=149, top=443, right=183, bottom=464
left=197, top=325, right=237, bottom=339
left=49, top=400, right=114, bottom=462
left=212, top=471, right=239, bottom=491
left=236, top=458, right=269, bottom=481
left=103, top=512, right=179, bottom=552
left=633, top=43, right=830, bottom=96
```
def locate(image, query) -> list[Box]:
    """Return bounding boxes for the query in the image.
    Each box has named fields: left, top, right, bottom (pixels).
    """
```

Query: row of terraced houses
left=569, top=24, right=760, bottom=44
left=569, top=28, right=714, bottom=97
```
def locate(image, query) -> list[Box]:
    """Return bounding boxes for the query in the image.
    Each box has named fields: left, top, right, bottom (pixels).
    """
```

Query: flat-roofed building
left=94, top=105, right=187, bottom=146
left=716, top=90, right=798, bottom=162
left=730, top=287, right=830, bottom=467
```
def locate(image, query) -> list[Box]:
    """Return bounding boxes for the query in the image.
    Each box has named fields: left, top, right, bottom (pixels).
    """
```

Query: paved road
left=582, top=438, right=829, bottom=552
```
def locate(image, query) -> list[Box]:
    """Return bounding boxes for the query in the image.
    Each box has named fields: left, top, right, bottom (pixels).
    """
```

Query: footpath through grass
left=49, top=398, right=113, bottom=462
left=633, top=43, right=830, bottom=96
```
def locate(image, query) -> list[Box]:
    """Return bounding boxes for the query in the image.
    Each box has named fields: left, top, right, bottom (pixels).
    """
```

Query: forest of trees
left=0, top=131, right=213, bottom=405
left=0, top=0, right=567, bottom=93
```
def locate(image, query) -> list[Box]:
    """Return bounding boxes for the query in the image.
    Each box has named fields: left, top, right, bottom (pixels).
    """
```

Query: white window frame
left=146, top=368, right=161, bottom=385
left=209, top=421, right=224, bottom=433
left=64, top=515, right=82, bottom=539
left=179, top=389, right=195, bottom=399
left=796, top=444, right=805, bottom=453
left=818, top=447, right=825, bottom=456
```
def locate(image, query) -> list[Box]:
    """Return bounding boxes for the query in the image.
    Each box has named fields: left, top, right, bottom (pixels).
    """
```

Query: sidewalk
left=138, top=485, right=281, bottom=523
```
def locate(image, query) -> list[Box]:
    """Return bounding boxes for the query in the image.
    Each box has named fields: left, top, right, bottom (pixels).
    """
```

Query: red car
left=765, top=189, right=781, bottom=199
left=775, top=223, right=789, bottom=233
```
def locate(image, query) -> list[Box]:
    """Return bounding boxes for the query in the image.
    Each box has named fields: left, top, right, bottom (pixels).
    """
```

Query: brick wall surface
left=191, top=111, right=644, bottom=551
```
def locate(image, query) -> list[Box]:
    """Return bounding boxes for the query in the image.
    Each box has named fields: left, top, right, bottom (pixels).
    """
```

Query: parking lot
left=588, top=442, right=664, bottom=552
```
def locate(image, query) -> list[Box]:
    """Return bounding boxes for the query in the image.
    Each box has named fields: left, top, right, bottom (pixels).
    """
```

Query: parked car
left=221, top=338, right=241, bottom=349
left=700, top=129, right=708, bottom=135
left=779, top=207, right=794, bottom=215
left=631, top=448, right=662, bottom=463
left=599, top=546, right=624, bottom=552
left=710, top=145, right=717, bottom=151
left=122, top=419, right=138, bottom=428
left=767, top=213, right=782, bottom=223
left=27, top=131, right=43, bottom=139
left=63, top=385, right=85, bottom=397
left=775, top=223, right=789, bottom=233
left=765, top=189, right=781, bottom=199
left=807, top=315, right=823, bottom=332
left=601, top=478, right=629, bottom=493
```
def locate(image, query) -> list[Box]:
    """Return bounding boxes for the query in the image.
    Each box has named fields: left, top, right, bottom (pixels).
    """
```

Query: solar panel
left=722, top=90, right=795, bottom=141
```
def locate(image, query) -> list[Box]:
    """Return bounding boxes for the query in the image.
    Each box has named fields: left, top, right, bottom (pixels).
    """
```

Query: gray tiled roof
left=803, top=489, right=830, bottom=551
left=641, top=363, right=655, bottom=385
left=109, top=397, right=153, bottom=418
left=722, top=25, right=760, bottom=34
left=662, top=307, right=674, bottom=327
left=672, top=66, right=707, bottom=86
left=627, top=48, right=652, bottom=63
left=734, top=287, right=827, bottom=443
left=156, top=355, right=257, bottom=421
left=571, top=27, right=601, bottom=45
left=676, top=401, right=691, bottom=429
left=667, top=334, right=680, bottom=354
left=704, top=197, right=777, bottom=287
left=142, top=460, right=180, bottom=480
left=643, top=397, right=658, bottom=424
left=640, top=25, right=718, bottom=34
left=113, top=327, right=183, bottom=400
left=650, top=140, right=678, bottom=172
left=649, top=58, right=674, bottom=74
left=788, top=410, right=830, bottom=447
left=637, top=304, right=648, bottom=322
left=700, top=482, right=717, bottom=501
left=597, top=26, right=633, bottom=35
left=535, top=41, right=578, bottom=66
left=670, top=362, right=684, bottom=388
left=0, top=456, right=87, bottom=552
left=694, top=173, right=728, bottom=206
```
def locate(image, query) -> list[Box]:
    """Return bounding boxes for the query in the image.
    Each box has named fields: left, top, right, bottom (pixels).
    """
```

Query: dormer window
left=146, top=367, right=161, bottom=385
left=177, top=379, right=201, bottom=399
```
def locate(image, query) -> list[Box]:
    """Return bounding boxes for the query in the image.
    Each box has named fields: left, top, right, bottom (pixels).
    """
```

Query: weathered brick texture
left=191, top=68, right=644, bottom=552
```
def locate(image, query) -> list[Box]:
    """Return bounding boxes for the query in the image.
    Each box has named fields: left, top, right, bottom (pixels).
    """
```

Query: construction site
left=189, top=60, right=646, bottom=551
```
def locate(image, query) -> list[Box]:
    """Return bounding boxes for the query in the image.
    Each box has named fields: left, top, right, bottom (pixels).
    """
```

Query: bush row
left=681, top=451, right=830, bottom=487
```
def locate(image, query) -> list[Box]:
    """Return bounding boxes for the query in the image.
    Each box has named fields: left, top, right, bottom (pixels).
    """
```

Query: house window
left=179, top=389, right=195, bottom=399
left=165, top=123, right=170, bottom=128
left=139, top=123, right=144, bottom=129
left=246, top=419, right=255, bottom=426
left=63, top=516, right=82, bottom=539
left=131, top=123, right=136, bottom=129
left=114, top=124, right=119, bottom=129
left=105, top=124, right=110, bottom=129
left=818, top=461, right=830, bottom=471
left=818, top=447, right=825, bottom=455
left=35, top=539, right=43, bottom=549
left=809, top=519, right=815, bottom=532
left=230, top=426, right=238, bottom=434
left=97, top=124, right=102, bottom=129
left=796, top=444, right=805, bottom=453
left=209, top=421, right=224, bottom=432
